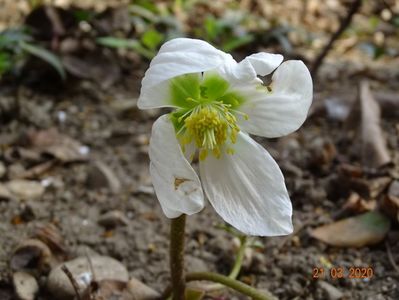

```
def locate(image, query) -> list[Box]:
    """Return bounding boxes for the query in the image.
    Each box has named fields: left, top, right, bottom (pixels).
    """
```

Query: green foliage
left=0, top=52, right=12, bottom=75
left=0, top=28, right=65, bottom=79
left=0, top=29, right=30, bottom=77
left=141, top=29, right=164, bottom=51
left=73, top=9, right=94, bottom=22
left=200, top=14, right=254, bottom=52
left=20, top=42, right=65, bottom=79
left=96, top=36, right=156, bottom=59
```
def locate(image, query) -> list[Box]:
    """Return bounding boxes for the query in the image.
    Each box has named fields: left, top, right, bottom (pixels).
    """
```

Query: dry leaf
left=342, top=192, right=376, bottom=213
left=381, top=180, right=399, bottom=222
left=310, top=211, right=390, bottom=247
left=359, top=81, right=391, bottom=168
left=62, top=53, right=120, bottom=89
left=28, top=128, right=89, bottom=163
left=10, top=239, right=53, bottom=272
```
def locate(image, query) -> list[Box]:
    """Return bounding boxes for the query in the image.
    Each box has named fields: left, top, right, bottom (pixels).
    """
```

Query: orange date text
left=312, top=267, right=374, bottom=279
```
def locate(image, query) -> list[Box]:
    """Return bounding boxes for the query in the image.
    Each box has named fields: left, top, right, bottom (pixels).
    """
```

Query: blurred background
left=0, top=0, right=398, bottom=299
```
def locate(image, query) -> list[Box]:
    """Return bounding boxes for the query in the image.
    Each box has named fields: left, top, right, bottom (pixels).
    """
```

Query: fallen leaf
left=310, top=211, right=391, bottom=247
left=185, top=288, right=205, bottom=300
left=28, top=128, right=89, bottom=162
left=381, top=180, right=399, bottom=222
left=359, top=80, right=391, bottom=168
left=342, top=192, right=376, bottom=213
left=62, top=52, right=120, bottom=89
left=10, top=239, right=53, bottom=272
left=33, top=223, right=67, bottom=258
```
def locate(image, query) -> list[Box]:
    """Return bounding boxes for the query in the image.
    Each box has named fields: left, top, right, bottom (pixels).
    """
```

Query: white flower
left=138, top=38, right=312, bottom=236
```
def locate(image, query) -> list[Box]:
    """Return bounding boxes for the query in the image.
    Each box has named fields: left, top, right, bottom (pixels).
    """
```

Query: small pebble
left=0, top=161, right=6, bottom=178
left=13, top=272, right=39, bottom=300
left=98, top=210, right=129, bottom=228
left=124, top=277, right=160, bottom=300
left=6, top=180, right=45, bottom=200
left=47, top=255, right=129, bottom=300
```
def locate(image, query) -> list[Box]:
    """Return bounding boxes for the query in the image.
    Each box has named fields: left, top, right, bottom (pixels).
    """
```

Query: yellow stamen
left=184, top=105, right=239, bottom=154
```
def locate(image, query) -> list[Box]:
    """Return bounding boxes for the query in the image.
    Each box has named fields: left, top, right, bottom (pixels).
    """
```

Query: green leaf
left=0, top=29, right=31, bottom=49
left=133, top=0, right=160, bottom=14
left=97, top=36, right=140, bottom=48
left=129, top=4, right=158, bottom=22
left=96, top=37, right=155, bottom=59
left=0, top=51, right=12, bottom=75
left=141, top=29, right=164, bottom=50
left=204, top=16, right=219, bottom=41
left=73, top=10, right=94, bottom=22
left=20, top=42, right=65, bottom=79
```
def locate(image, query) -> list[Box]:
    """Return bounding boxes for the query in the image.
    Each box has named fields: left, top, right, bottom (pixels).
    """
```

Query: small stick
left=61, top=265, right=82, bottom=300
left=386, top=241, right=399, bottom=275
left=311, top=0, right=362, bottom=77
left=85, top=248, right=97, bottom=283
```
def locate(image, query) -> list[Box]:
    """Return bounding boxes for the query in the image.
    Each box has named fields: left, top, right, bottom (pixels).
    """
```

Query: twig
left=85, top=248, right=96, bottom=283
left=311, top=0, right=362, bottom=77
left=386, top=241, right=399, bottom=275
left=61, top=265, right=82, bottom=300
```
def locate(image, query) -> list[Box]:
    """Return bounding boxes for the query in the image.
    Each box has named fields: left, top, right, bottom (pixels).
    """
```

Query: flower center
left=169, top=72, right=247, bottom=159
left=183, top=104, right=238, bottom=159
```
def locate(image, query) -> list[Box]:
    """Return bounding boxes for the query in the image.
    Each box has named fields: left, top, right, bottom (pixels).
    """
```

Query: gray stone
left=98, top=210, right=129, bottom=228
left=0, top=161, right=5, bottom=178
left=124, top=277, right=160, bottom=300
left=0, top=183, right=12, bottom=200
left=6, top=180, right=44, bottom=200
left=87, top=161, right=121, bottom=193
left=47, top=255, right=129, bottom=300
left=13, top=272, right=39, bottom=300
left=318, top=280, right=344, bottom=300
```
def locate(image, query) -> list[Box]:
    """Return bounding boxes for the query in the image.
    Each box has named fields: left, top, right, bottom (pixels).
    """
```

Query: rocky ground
left=1, top=1, right=399, bottom=299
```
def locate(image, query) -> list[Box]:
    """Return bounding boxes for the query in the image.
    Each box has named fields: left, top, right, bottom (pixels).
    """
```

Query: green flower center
left=169, top=72, right=247, bottom=159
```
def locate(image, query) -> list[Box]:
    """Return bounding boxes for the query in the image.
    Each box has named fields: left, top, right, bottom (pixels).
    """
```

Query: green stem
left=170, top=215, right=186, bottom=300
left=203, top=236, right=248, bottom=292
left=229, top=236, right=247, bottom=279
left=186, top=272, right=275, bottom=300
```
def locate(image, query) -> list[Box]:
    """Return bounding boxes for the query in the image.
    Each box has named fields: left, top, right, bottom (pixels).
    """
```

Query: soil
left=1, top=0, right=399, bottom=296
left=0, top=54, right=398, bottom=300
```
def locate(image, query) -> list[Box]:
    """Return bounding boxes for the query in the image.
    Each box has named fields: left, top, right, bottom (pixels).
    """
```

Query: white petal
left=200, top=132, right=293, bottom=236
left=218, top=52, right=282, bottom=84
left=149, top=115, right=204, bottom=218
left=238, top=60, right=313, bottom=138
left=242, top=53, right=283, bottom=76
left=138, top=38, right=232, bottom=109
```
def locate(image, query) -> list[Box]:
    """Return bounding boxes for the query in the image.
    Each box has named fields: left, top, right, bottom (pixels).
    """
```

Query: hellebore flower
left=138, top=38, right=312, bottom=236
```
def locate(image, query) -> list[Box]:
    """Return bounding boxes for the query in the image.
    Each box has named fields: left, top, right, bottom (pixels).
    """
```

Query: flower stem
left=228, top=236, right=247, bottom=279
left=204, top=236, right=248, bottom=292
left=170, top=214, right=186, bottom=300
left=186, top=272, right=275, bottom=300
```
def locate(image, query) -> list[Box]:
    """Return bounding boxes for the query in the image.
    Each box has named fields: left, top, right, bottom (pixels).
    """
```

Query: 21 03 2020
left=312, top=267, right=374, bottom=279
